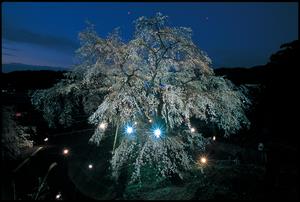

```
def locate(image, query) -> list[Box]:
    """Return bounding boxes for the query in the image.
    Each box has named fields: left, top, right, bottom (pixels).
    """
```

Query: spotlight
left=63, top=149, right=69, bottom=155
left=149, top=119, right=152, bottom=123
left=88, top=164, right=93, bottom=169
left=126, top=126, right=133, bottom=134
left=99, top=122, right=107, bottom=130
left=55, top=192, right=61, bottom=199
left=154, top=128, right=161, bottom=138
left=200, top=157, right=207, bottom=164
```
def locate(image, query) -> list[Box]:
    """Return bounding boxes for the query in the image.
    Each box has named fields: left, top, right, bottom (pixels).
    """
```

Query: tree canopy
left=31, top=13, right=251, bottom=184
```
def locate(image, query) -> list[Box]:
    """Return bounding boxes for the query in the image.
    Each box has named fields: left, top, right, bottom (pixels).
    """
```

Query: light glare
left=63, top=149, right=69, bottom=155
left=99, top=122, right=106, bottom=130
left=126, top=126, right=133, bottom=134
left=154, top=128, right=161, bottom=138
left=55, top=193, right=61, bottom=199
left=200, top=157, right=207, bottom=164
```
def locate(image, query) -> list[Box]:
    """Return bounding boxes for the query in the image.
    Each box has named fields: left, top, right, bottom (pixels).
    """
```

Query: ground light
left=62, top=148, right=69, bottom=156
left=126, top=126, right=133, bottom=134
left=200, top=157, right=207, bottom=164
left=154, top=128, right=161, bottom=138
left=99, top=122, right=107, bottom=130
left=88, top=164, right=93, bottom=169
left=55, top=192, right=61, bottom=200
left=198, top=156, right=208, bottom=174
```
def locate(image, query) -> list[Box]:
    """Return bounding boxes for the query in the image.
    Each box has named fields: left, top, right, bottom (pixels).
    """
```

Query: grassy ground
left=122, top=164, right=266, bottom=200
left=5, top=131, right=297, bottom=200
left=66, top=138, right=273, bottom=200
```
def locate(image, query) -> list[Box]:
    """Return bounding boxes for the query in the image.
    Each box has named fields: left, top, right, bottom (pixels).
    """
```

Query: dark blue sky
left=2, top=2, right=298, bottom=69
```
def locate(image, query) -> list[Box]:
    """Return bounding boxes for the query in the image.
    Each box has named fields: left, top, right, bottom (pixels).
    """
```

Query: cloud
left=2, top=46, right=18, bottom=51
left=2, top=25, right=78, bottom=52
left=2, top=52, right=16, bottom=57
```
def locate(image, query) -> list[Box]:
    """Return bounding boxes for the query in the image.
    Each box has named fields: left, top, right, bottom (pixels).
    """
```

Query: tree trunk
left=112, top=122, right=119, bottom=152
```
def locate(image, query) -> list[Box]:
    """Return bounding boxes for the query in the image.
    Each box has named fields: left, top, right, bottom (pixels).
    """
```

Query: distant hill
left=1, top=63, right=68, bottom=73
left=214, top=40, right=298, bottom=86
left=1, top=70, right=67, bottom=91
left=214, top=65, right=269, bottom=85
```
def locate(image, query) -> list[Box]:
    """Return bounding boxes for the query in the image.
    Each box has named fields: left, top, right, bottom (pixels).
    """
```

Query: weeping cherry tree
left=31, top=13, right=251, bottom=184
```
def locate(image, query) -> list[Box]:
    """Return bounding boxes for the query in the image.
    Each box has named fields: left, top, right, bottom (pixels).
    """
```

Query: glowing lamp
left=213, top=136, right=216, bottom=141
left=63, top=149, right=69, bottom=155
left=55, top=193, right=61, bottom=199
left=88, top=164, right=93, bottom=169
left=99, top=122, right=107, bottom=130
left=200, top=157, right=207, bottom=164
left=191, top=127, right=196, bottom=133
left=149, top=119, right=152, bottom=123
left=126, top=126, right=133, bottom=134
left=154, top=128, right=161, bottom=138
left=44, top=137, right=48, bottom=142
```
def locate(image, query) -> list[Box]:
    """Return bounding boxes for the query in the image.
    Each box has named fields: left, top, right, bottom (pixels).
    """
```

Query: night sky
left=2, top=2, right=298, bottom=69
